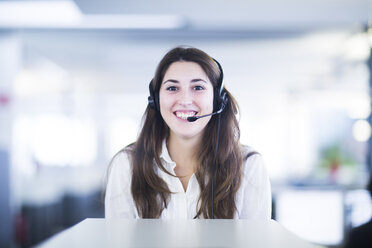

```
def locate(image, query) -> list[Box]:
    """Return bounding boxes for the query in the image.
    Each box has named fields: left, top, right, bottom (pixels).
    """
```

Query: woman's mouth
left=174, top=111, right=197, bottom=120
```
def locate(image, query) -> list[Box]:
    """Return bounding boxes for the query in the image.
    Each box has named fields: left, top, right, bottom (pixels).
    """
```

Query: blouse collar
left=160, top=140, right=177, bottom=170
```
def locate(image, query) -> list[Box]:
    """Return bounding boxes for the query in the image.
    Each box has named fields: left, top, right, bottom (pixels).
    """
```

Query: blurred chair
left=343, top=173, right=372, bottom=248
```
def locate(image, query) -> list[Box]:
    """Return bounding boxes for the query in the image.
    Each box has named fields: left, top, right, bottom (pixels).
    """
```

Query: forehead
left=163, top=61, right=209, bottom=81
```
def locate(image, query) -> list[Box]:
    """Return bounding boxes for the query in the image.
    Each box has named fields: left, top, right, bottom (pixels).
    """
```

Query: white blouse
left=105, top=141, right=272, bottom=219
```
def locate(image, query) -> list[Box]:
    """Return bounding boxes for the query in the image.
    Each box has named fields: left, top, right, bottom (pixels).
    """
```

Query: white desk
left=38, top=219, right=325, bottom=248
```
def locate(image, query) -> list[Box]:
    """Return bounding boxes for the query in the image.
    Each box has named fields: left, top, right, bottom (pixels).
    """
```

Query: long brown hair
left=128, top=46, right=243, bottom=218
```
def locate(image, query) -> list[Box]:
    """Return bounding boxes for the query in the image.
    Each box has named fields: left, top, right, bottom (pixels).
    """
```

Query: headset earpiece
left=212, top=58, right=227, bottom=112
left=148, top=80, right=159, bottom=111
left=220, top=91, right=228, bottom=110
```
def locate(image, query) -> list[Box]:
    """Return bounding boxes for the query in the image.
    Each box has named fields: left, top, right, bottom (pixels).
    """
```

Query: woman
left=105, top=46, right=271, bottom=219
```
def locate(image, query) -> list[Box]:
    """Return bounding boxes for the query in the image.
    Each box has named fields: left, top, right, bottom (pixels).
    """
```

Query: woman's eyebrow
left=163, top=78, right=207, bottom=84
left=191, top=78, right=207, bottom=84
left=163, top=79, right=179, bottom=84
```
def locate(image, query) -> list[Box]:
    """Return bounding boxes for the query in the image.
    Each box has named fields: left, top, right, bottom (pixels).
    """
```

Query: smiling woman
left=159, top=61, right=214, bottom=141
left=105, top=46, right=272, bottom=219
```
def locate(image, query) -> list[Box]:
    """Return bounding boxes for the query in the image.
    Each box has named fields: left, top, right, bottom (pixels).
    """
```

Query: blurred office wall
left=0, top=32, right=21, bottom=248
left=0, top=0, right=371, bottom=247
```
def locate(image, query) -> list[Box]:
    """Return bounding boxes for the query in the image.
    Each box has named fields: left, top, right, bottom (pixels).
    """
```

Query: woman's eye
left=193, top=86, right=205, bottom=91
left=166, top=86, right=178, bottom=91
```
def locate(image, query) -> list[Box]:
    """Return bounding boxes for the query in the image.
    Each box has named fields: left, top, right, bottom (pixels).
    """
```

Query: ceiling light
left=78, top=14, right=186, bottom=29
left=0, top=0, right=82, bottom=27
left=0, top=1, right=185, bottom=29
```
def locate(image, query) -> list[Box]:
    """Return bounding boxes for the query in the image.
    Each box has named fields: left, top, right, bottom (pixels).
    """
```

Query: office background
left=0, top=0, right=371, bottom=247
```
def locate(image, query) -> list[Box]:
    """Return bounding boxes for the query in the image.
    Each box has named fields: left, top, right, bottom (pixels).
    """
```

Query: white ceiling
left=4, top=0, right=370, bottom=96
left=73, top=0, right=370, bottom=30
left=1, top=0, right=368, bottom=31
left=19, top=29, right=369, bottom=96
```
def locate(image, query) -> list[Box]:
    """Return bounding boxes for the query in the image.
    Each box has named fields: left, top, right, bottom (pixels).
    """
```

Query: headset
left=147, top=58, right=228, bottom=118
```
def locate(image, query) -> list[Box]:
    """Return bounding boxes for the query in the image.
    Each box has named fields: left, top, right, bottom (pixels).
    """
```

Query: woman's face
left=159, top=61, right=214, bottom=141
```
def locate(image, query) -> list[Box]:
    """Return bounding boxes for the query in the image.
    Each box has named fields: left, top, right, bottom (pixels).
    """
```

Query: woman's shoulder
left=106, top=144, right=135, bottom=193
left=105, top=145, right=135, bottom=206
left=241, top=145, right=260, bottom=161
left=108, top=144, right=135, bottom=175
left=237, top=145, right=272, bottom=220
left=240, top=145, right=268, bottom=186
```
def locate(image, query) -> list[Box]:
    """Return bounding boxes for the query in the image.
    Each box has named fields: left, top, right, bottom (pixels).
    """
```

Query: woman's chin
left=170, top=130, right=204, bottom=141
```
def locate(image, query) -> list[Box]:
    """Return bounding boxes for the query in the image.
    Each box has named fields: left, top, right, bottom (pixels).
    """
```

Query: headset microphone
left=187, top=96, right=228, bottom=122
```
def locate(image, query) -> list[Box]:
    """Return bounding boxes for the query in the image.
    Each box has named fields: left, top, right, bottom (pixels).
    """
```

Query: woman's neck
left=167, top=134, right=200, bottom=173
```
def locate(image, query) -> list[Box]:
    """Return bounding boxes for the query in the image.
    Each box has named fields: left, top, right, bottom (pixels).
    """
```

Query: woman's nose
left=178, top=89, right=193, bottom=105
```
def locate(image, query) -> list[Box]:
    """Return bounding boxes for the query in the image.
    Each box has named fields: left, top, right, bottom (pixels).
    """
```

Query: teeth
left=175, top=112, right=196, bottom=120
